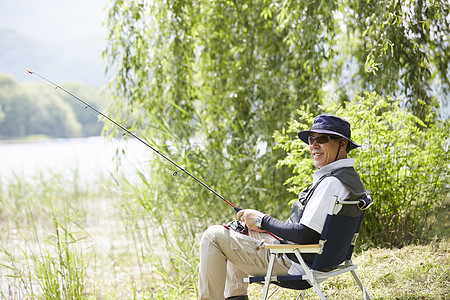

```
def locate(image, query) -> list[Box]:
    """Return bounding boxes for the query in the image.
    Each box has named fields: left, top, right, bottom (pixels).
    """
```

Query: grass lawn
left=248, top=239, right=449, bottom=299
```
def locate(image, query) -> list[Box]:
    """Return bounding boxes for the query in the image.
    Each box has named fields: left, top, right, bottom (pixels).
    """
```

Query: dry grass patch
left=249, top=239, right=449, bottom=299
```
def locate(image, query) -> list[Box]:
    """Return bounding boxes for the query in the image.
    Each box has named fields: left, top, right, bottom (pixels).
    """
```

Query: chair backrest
left=311, top=195, right=371, bottom=270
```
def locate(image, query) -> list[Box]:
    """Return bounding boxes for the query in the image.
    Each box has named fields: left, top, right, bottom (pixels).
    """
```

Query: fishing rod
left=26, top=68, right=242, bottom=212
left=27, top=68, right=283, bottom=241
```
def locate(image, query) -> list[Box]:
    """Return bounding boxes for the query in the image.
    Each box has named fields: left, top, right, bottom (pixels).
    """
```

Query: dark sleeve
left=261, top=215, right=320, bottom=244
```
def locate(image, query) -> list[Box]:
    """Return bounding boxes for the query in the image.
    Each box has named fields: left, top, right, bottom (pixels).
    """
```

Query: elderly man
left=198, top=115, right=366, bottom=300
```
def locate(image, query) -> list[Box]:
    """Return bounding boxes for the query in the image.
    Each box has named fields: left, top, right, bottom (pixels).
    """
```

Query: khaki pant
left=198, top=225, right=291, bottom=300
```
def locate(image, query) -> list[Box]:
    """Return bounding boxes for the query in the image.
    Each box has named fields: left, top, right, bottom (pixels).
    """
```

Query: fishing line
left=27, top=68, right=241, bottom=212
left=27, top=68, right=284, bottom=242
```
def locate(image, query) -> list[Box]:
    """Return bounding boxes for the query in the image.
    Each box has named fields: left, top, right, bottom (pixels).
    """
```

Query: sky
left=0, top=0, right=106, bottom=43
left=0, top=0, right=108, bottom=86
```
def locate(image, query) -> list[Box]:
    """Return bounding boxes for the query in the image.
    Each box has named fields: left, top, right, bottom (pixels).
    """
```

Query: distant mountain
left=0, top=27, right=106, bottom=87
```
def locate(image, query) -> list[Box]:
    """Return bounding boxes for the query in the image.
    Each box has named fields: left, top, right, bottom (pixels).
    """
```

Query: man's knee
left=201, top=224, right=228, bottom=245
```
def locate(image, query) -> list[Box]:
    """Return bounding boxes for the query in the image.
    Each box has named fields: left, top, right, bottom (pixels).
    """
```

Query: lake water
left=0, top=136, right=153, bottom=186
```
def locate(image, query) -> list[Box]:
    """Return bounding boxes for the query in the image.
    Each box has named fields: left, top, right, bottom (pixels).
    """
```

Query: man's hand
left=237, top=209, right=266, bottom=232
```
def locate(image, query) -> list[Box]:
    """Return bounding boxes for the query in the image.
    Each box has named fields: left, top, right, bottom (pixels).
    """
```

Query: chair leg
left=350, top=270, right=372, bottom=300
left=294, top=249, right=327, bottom=300
left=296, top=290, right=306, bottom=300
left=261, top=253, right=276, bottom=300
left=310, top=281, right=327, bottom=300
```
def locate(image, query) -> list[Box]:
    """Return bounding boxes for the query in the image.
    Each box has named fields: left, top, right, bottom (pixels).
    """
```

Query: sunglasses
left=308, top=134, right=340, bottom=145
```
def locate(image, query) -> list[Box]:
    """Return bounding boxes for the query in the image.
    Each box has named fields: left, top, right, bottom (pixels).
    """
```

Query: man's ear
left=340, top=138, right=349, bottom=151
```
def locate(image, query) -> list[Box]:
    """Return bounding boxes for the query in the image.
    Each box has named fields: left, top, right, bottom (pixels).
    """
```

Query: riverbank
left=0, top=139, right=448, bottom=299
left=1, top=170, right=448, bottom=299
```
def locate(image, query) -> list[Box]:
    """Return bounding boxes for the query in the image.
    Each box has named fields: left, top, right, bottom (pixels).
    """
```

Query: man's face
left=309, top=133, right=341, bottom=168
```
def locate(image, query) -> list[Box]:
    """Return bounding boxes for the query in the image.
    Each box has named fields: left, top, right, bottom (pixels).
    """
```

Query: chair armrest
left=265, top=243, right=322, bottom=254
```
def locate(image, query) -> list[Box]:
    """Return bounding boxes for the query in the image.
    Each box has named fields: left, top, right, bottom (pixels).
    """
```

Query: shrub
left=274, top=92, right=449, bottom=247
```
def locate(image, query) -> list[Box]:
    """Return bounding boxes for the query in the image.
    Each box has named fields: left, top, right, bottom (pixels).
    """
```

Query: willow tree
left=345, top=0, right=450, bottom=115
left=104, top=0, right=449, bottom=222
left=104, top=0, right=340, bottom=221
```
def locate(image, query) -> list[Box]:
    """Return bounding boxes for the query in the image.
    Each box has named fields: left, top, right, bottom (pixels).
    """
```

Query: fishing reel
left=224, top=220, right=249, bottom=235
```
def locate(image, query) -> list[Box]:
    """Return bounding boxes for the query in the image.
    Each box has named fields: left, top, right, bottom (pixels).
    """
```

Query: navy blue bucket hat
left=297, top=114, right=360, bottom=151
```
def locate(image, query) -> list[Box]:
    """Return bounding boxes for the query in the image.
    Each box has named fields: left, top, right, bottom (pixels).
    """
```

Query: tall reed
left=0, top=171, right=94, bottom=299
left=111, top=170, right=202, bottom=299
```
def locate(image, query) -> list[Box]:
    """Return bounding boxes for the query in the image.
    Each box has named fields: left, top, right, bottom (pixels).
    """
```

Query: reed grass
left=1, top=170, right=448, bottom=299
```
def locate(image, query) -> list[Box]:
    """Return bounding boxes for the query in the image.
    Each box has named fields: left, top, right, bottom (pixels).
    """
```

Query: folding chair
left=245, top=195, right=373, bottom=300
